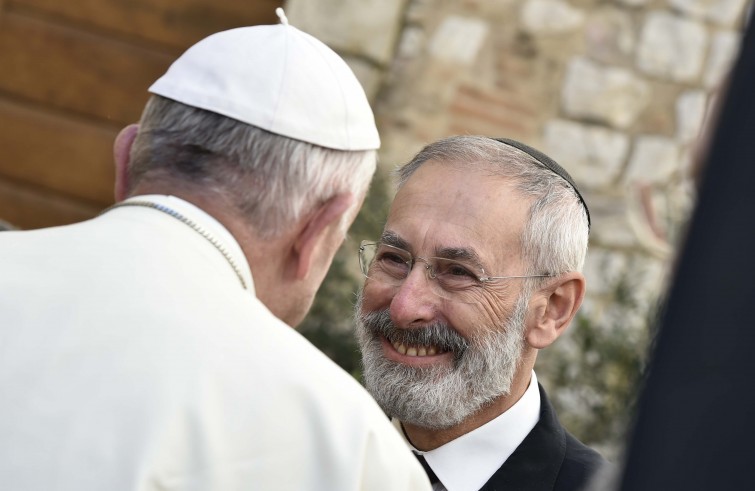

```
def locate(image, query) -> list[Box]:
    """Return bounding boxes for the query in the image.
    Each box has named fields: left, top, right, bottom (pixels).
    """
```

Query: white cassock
left=0, top=195, right=430, bottom=491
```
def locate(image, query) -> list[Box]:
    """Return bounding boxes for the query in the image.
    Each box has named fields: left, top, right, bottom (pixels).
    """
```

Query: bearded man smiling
left=355, top=136, right=609, bottom=491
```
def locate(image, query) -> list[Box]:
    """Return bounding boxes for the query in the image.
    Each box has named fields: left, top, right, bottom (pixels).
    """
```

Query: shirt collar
left=394, top=371, right=541, bottom=491
left=121, top=194, right=255, bottom=295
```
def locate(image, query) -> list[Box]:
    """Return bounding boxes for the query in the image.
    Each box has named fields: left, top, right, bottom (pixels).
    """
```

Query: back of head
left=396, top=135, right=589, bottom=279
left=128, top=15, right=380, bottom=238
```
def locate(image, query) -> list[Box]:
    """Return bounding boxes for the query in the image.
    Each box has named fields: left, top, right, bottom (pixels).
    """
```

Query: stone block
left=704, top=30, right=742, bottom=88
left=406, top=0, right=433, bottom=23
left=428, top=15, right=489, bottom=65
left=668, top=0, right=750, bottom=26
left=616, top=0, right=651, bottom=5
left=396, top=25, right=426, bottom=59
left=543, top=119, right=629, bottom=188
left=343, top=56, right=383, bottom=100
left=562, top=56, right=650, bottom=129
left=637, top=11, right=708, bottom=83
left=675, top=90, right=708, bottom=143
left=593, top=210, right=640, bottom=248
left=625, top=136, right=680, bottom=184
left=521, top=0, right=585, bottom=33
left=285, top=0, right=407, bottom=65
left=448, top=85, right=539, bottom=140
left=584, top=8, right=635, bottom=65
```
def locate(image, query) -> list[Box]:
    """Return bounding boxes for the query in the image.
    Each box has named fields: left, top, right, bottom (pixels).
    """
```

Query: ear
left=525, top=272, right=586, bottom=349
left=293, top=193, right=355, bottom=280
left=113, top=124, right=139, bottom=202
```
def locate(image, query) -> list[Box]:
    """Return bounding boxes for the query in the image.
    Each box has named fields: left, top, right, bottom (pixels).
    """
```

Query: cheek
left=472, top=287, right=519, bottom=328
left=360, top=279, right=396, bottom=312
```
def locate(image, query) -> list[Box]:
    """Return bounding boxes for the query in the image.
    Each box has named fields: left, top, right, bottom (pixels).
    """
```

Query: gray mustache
left=359, top=309, right=469, bottom=360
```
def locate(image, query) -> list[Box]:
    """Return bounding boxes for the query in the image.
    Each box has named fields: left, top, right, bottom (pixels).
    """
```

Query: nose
left=389, top=264, right=439, bottom=328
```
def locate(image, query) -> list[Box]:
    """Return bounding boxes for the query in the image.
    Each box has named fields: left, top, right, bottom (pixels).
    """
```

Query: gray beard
left=354, top=290, right=528, bottom=429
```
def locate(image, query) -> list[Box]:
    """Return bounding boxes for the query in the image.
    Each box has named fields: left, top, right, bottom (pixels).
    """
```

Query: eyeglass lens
left=359, top=242, right=485, bottom=303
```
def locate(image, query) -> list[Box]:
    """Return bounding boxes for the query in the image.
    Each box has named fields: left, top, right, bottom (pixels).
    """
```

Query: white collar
left=395, top=371, right=541, bottom=491
left=120, top=194, right=255, bottom=295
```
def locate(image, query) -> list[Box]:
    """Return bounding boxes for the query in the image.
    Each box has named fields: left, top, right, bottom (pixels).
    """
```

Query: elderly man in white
left=0, top=10, right=430, bottom=491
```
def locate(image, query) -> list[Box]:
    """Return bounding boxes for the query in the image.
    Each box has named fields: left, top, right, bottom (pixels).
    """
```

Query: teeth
left=391, top=340, right=442, bottom=357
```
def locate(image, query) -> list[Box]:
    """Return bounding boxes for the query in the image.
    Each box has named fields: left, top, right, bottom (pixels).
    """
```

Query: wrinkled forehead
left=385, top=162, right=532, bottom=268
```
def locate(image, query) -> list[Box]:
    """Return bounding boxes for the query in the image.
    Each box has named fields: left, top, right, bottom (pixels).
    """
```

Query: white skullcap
left=148, top=9, right=380, bottom=151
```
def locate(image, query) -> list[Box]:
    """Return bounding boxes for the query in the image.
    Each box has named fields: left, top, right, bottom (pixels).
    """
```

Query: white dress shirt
left=395, top=371, right=542, bottom=491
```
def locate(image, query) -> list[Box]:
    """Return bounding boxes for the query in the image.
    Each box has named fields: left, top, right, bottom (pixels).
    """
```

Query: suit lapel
left=479, top=384, right=566, bottom=491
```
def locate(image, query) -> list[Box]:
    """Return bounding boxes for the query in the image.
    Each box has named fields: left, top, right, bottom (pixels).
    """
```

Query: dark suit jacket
left=478, top=384, right=608, bottom=491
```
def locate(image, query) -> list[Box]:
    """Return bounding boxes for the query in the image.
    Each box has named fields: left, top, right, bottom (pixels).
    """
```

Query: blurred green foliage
left=537, top=264, right=662, bottom=459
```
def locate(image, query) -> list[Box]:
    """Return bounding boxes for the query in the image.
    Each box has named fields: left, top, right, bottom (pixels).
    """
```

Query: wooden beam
left=0, top=176, right=102, bottom=230
left=0, top=11, right=172, bottom=125
left=0, top=98, right=117, bottom=204
left=7, top=0, right=281, bottom=51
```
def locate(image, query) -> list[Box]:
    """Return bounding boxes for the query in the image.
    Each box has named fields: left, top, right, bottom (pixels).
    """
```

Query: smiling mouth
left=390, top=340, right=447, bottom=357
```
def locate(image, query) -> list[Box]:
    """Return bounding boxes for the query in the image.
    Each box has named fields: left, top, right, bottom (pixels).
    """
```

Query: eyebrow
left=380, top=231, right=410, bottom=250
left=380, top=231, right=486, bottom=270
left=435, top=247, right=480, bottom=265
left=435, top=246, right=485, bottom=270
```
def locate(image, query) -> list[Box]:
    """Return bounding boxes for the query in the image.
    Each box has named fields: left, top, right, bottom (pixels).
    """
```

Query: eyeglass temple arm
left=481, top=273, right=556, bottom=281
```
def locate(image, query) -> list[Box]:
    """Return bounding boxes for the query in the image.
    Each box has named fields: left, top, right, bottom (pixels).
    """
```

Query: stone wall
left=286, top=0, right=752, bottom=456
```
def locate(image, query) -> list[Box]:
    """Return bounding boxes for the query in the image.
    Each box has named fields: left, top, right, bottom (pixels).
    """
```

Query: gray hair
left=129, top=95, right=377, bottom=238
left=395, top=135, right=589, bottom=279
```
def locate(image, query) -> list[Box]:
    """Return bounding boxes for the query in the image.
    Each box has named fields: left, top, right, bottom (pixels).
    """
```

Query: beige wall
left=286, top=0, right=752, bottom=456
left=287, top=0, right=751, bottom=337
